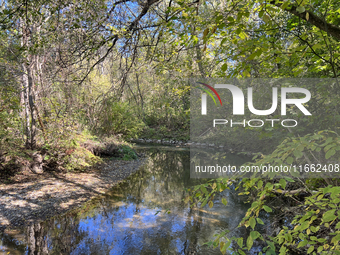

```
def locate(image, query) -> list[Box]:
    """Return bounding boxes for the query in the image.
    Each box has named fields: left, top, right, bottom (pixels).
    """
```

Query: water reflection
left=1, top=146, right=251, bottom=255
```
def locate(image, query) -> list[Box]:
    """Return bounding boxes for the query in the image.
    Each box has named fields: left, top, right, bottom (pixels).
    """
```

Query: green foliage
left=140, top=124, right=189, bottom=141
left=275, top=186, right=340, bottom=254
left=245, top=130, right=340, bottom=179
left=95, top=100, right=145, bottom=139
left=186, top=178, right=340, bottom=254
left=64, top=146, right=101, bottom=171
left=120, top=145, right=138, bottom=161
left=139, top=77, right=190, bottom=141
left=0, top=56, right=21, bottom=152
left=186, top=128, right=340, bottom=254
left=43, top=129, right=102, bottom=171
left=0, top=105, right=20, bottom=150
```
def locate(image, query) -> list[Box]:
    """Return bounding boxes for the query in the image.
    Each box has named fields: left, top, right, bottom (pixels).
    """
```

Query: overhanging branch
left=269, top=1, right=340, bottom=41
left=78, top=0, right=161, bottom=85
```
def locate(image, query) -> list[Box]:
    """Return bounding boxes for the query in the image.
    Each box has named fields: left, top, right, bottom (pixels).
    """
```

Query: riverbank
left=0, top=157, right=146, bottom=234
left=131, top=138, right=256, bottom=156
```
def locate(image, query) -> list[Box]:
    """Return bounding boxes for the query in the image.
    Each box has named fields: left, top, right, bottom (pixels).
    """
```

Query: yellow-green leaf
left=323, top=209, right=336, bottom=222
left=263, top=205, right=272, bottom=213
left=256, top=218, right=264, bottom=225
left=203, top=28, right=209, bottom=39
left=250, top=217, right=256, bottom=230
left=307, top=245, right=314, bottom=254
left=325, top=149, right=336, bottom=159
left=247, top=236, right=253, bottom=250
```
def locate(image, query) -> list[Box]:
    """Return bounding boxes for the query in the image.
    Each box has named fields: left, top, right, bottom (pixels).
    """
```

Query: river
left=1, top=145, right=257, bottom=255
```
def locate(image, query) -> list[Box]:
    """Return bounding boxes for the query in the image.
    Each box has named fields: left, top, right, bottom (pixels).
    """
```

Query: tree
left=0, top=0, right=163, bottom=149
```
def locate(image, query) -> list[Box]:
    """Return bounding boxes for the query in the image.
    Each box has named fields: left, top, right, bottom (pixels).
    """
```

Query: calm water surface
left=1, top=146, right=256, bottom=255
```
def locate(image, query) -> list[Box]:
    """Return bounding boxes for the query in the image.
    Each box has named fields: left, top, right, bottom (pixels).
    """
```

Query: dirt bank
left=0, top=158, right=146, bottom=233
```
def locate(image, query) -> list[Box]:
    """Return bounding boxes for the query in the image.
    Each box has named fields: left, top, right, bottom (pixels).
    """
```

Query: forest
left=0, top=0, right=340, bottom=254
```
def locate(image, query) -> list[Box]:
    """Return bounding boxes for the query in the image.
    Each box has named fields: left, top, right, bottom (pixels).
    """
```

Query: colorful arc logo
left=196, top=82, right=222, bottom=106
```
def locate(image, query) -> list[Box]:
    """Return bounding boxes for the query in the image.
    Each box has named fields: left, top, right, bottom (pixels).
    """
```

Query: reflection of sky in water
left=1, top=147, right=254, bottom=255
left=66, top=194, right=249, bottom=254
left=71, top=201, right=198, bottom=254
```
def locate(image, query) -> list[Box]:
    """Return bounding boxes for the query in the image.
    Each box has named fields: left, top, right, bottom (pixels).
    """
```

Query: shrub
left=96, top=100, right=145, bottom=138
left=120, top=145, right=138, bottom=160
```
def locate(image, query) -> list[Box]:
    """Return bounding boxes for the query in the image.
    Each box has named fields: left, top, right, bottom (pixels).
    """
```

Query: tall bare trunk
left=21, top=19, right=37, bottom=149
left=22, top=62, right=31, bottom=148
left=28, top=63, right=37, bottom=148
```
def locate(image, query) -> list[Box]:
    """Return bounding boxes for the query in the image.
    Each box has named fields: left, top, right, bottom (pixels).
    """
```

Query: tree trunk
left=21, top=20, right=37, bottom=149
left=27, top=223, right=49, bottom=255
left=22, top=62, right=32, bottom=148
left=28, top=63, right=37, bottom=149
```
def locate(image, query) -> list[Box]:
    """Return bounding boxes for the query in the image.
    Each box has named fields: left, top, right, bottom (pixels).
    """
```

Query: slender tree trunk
left=136, top=73, right=145, bottom=121
left=21, top=19, right=37, bottom=149
left=22, top=62, right=31, bottom=148
left=28, top=64, right=37, bottom=148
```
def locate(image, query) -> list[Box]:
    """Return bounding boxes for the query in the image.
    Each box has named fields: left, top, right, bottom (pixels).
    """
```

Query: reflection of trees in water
left=22, top=149, right=248, bottom=254
left=183, top=206, right=201, bottom=255
left=109, top=149, right=195, bottom=209
left=0, top=232, right=27, bottom=255
left=22, top=150, right=194, bottom=254
left=27, top=223, right=48, bottom=255
left=26, top=215, right=88, bottom=254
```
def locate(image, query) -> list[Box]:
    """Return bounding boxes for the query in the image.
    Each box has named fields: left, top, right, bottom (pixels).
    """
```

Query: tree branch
left=78, top=0, right=161, bottom=85
left=269, top=1, right=340, bottom=41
